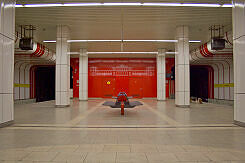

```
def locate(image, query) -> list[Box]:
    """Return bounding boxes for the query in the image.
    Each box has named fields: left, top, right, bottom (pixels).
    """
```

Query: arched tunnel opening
left=190, top=66, right=209, bottom=102
left=35, top=66, right=55, bottom=102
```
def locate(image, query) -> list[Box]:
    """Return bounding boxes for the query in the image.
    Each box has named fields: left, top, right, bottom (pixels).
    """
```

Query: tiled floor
left=0, top=99, right=244, bottom=163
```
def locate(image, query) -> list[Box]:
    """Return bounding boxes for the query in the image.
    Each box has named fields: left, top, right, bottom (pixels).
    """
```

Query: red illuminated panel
left=71, top=58, right=175, bottom=99
left=88, top=58, right=157, bottom=98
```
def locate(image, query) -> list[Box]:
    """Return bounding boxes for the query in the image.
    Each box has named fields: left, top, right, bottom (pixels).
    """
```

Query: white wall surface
left=0, top=0, right=15, bottom=124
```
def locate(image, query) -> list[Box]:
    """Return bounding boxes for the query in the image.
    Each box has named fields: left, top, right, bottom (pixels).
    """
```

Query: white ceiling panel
left=16, top=0, right=232, bottom=54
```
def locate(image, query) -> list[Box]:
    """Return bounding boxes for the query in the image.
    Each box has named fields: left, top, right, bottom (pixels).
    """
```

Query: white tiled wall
left=14, top=63, right=31, bottom=100
left=0, top=0, right=15, bottom=125
left=233, top=0, right=245, bottom=123
left=212, top=64, right=234, bottom=101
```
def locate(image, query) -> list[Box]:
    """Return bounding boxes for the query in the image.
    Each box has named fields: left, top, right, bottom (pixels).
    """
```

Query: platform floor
left=0, top=99, right=245, bottom=163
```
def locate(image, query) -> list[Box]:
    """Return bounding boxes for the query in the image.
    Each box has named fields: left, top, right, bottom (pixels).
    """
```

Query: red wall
left=71, top=58, right=175, bottom=99
left=88, top=58, right=157, bottom=98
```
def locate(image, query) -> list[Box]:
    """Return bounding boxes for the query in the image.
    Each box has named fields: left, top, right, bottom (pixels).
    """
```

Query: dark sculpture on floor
left=103, top=92, right=143, bottom=115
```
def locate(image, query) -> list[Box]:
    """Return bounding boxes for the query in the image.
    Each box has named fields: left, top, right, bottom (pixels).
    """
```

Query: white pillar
left=79, top=49, right=88, bottom=101
left=157, top=49, right=166, bottom=101
left=0, top=0, right=15, bottom=126
left=233, top=0, right=245, bottom=126
left=55, top=25, right=70, bottom=107
left=175, top=26, right=190, bottom=107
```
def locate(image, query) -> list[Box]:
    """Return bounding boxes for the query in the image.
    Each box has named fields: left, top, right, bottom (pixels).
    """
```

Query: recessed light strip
left=43, top=40, right=201, bottom=43
left=67, top=51, right=177, bottom=54
left=87, top=52, right=158, bottom=54
left=16, top=3, right=232, bottom=8
left=43, top=40, right=57, bottom=43
left=124, top=40, right=178, bottom=43
left=67, top=40, right=122, bottom=43
left=189, top=40, right=202, bottom=43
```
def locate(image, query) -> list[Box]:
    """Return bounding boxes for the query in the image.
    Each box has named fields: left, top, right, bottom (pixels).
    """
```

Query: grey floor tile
left=22, top=151, right=58, bottom=161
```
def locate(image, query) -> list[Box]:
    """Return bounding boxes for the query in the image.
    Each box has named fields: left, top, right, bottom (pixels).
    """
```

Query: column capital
left=57, top=25, right=70, bottom=39
left=80, top=48, right=88, bottom=57
left=157, top=49, right=166, bottom=57
left=176, top=25, right=189, bottom=39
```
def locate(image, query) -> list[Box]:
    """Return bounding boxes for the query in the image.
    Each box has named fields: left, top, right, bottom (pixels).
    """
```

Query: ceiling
left=16, top=0, right=232, bottom=57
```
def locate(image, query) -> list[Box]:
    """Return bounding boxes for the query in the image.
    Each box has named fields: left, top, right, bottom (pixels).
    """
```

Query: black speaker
left=211, top=38, right=225, bottom=50
left=19, top=38, right=33, bottom=50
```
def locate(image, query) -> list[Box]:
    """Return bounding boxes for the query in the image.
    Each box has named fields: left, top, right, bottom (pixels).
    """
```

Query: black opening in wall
left=70, top=67, right=73, bottom=89
left=35, top=66, right=55, bottom=102
left=190, top=66, right=209, bottom=101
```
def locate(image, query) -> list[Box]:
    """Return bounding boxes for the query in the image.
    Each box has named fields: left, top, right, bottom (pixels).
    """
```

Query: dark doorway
left=70, top=67, right=73, bottom=89
left=35, top=66, right=55, bottom=102
left=190, top=66, right=209, bottom=101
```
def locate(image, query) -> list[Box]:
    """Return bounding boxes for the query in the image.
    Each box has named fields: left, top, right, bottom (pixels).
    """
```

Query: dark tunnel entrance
left=190, top=66, right=209, bottom=101
left=35, top=66, right=55, bottom=102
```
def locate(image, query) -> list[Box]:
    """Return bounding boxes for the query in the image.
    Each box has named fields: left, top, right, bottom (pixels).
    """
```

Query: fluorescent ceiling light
left=124, top=40, right=178, bottom=43
left=87, top=52, right=158, bottom=54
left=166, top=52, right=177, bottom=54
left=189, top=40, right=201, bottom=43
left=15, top=4, right=23, bottom=7
left=43, top=40, right=56, bottom=43
left=182, top=3, right=221, bottom=7
left=63, top=3, right=101, bottom=7
left=85, top=52, right=176, bottom=54
left=102, top=3, right=142, bottom=6
left=142, top=3, right=181, bottom=6
left=221, top=4, right=233, bottom=7
left=18, top=4, right=64, bottom=7
left=68, top=40, right=121, bottom=43
left=43, top=40, right=201, bottom=43
left=16, top=3, right=232, bottom=8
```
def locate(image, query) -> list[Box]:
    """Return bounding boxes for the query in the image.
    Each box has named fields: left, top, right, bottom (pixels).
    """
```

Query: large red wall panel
left=88, top=58, right=157, bottom=98
left=71, top=58, right=175, bottom=99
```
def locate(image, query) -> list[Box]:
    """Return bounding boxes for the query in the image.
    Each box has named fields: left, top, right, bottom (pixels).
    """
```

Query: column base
left=55, top=105, right=70, bottom=108
left=157, top=99, right=166, bottom=101
left=0, top=120, right=14, bottom=128
left=79, top=99, right=88, bottom=101
left=176, top=105, right=190, bottom=108
left=234, top=120, right=245, bottom=127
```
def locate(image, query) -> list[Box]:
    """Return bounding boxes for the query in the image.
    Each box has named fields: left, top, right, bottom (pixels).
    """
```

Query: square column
left=0, top=0, right=15, bottom=126
left=55, top=25, right=70, bottom=107
left=79, top=49, right=88, bottom=101
left=157, top=49, right=166, bottom=101
left=175, top=26, right=190, bottom=107
left=233, top=0, right=245, bottom=126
